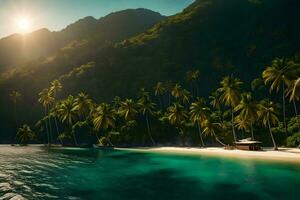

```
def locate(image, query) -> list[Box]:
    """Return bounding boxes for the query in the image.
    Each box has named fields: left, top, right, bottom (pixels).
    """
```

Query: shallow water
left=0, top=146, right=299, bottom=200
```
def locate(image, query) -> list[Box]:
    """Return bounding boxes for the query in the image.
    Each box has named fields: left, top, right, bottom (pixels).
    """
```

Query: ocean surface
left=0, top=146, right=299, bottom=200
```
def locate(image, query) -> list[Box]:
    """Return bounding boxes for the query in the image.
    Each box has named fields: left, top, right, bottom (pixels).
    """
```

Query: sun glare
left=17, top=17, right=31, bottom=33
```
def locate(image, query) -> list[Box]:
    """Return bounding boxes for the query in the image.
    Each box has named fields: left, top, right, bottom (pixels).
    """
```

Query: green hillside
left=0, top=0, right=300, bottom=142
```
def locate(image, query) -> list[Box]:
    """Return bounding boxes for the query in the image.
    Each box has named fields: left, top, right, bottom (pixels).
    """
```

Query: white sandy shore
left=116, top=147, right=300, bottom=163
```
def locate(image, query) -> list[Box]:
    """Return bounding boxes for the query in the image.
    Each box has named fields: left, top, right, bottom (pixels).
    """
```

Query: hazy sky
left=0, top=0, right=194, bottom=38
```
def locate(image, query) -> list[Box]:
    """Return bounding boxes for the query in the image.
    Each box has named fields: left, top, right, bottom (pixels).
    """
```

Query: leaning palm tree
left=189, top=97, right=210, bottom=147
left=138, top=97, right=157, bottom=145
left=57, top=95, right=78, bottom=145
left=286, top=77, right=300, bottom=130
left=9, top=90, right=22, bottom=140
left=217, top=75, right=243, bottom=142
left=257, top=99, right=280, bottom=150
left=118, top=99, right=138, bottom=121
left=92, top=103, right=116, bottom=143
left=234, top=93, right=259, bottom=140
left=262, top=58, right=299, bottom=135
left=202, top=119, right=226, bottom=146
left=17, top=124, right=36, bottom=145
left=153, top=82, right=166, bottom=109
left=185, top=70, right=200, bottom=97
left=38, top=89, right=54, bottom=145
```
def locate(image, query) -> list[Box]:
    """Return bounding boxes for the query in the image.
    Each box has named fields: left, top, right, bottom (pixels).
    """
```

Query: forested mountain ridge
left=0, top=8, right=164, bottom=70
left=1, top=0, right=300, bottom=142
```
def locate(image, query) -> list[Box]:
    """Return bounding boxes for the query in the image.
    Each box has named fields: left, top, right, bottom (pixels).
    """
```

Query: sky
left=0, top=0, right=194, bottom=39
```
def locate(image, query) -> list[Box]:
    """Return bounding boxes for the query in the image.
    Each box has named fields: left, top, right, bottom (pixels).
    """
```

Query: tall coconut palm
left=180, top=89, right=191, bottom=105
left=153, top=82, right=166, bottom=109
left=234, top=116, right=250, bottom=139
left=38, top=89, right=54, bottom=145
left=138, top=97, right=157, bottom=146
left=9, top=90, right=22, bottom=141
left=17, top=124, right=36, bottom=145
left=185, top=70, right=200, bottom=97
left=118, top=99, right=138, bottom=121
left=257, top=99, right=280, bottom=150
left=209, top=91, right=222, bottom=111
left=50, top=80, right=63, bottom=143
left=202, top=119, right=225, bottom=146
left=57, top=95, right=78, bottom=145
left=164, top=81, right=174, bottom=106
left=92, top=103, right=116, bottom=142
left=262, top=58, right=299, bottom=135
left=217, top=75, right=243, bottom=142
left=165, top=102, right=188, bottom=136
left=234, top=93, right=259, bottom=140
left=74, top=92, right=93, bottom=118
left=189, top=98, right=210, bottom=147
left=171, top=84, right=183, bottom=100
left=286, top=77, right=300, bottom=131
left=50, top=80, right=62, bottom=98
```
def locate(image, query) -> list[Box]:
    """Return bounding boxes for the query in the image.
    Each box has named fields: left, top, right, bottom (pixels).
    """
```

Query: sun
left=17, top=17, right=31, bottom=33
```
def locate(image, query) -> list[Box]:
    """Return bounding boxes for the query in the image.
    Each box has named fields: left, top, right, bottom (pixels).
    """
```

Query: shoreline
left=116, top=147, right=300, bottom=164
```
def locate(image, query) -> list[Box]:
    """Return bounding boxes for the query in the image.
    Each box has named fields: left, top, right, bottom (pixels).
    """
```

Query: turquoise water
left=0, top=146, right=299, bottom=200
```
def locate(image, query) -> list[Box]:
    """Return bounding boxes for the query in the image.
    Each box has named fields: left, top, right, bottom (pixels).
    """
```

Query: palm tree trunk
left=13, top=102, right=17, bottom=144
left=282, top=83, right=288, bottom=136
left=231, top=108, right=237, bottom=142
left=71, top=123, right=78, bottom=146
left=47, top=105, right=53, bottom=145
left=213, top=133, right=226, bottom=146
left=251, top=122, right=255, bottom=141
left=146, top=114, right=155, bottom=146
left=44, top=106, right=50, bottom=146
left=158, top=96, right=163, bottom=110
left=292, top=99, right=300, bottom=131
left=197, top=122, right=205, bottom=147
left=54, top=117, right=62, bottom=144
left=267, top=119, right=278, bottom=150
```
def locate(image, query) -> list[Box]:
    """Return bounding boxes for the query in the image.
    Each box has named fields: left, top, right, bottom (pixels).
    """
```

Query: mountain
left=0, top=8, right=164, bottom=71
left=0, top=0, right=300, bottom=142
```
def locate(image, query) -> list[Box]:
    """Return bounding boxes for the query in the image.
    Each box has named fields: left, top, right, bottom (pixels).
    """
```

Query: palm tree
left=262, top=58, right=299, bottom=136
left=286, top=77, right=300, bottom=131
left=17, top=124, right=36, bottom=145
left=50, top=80, right=63, bottom=141
left=209, top=91, right=222, bottom=111
left=50, top=80, right=62, bottom=98
left=9, top=90, right=22, bottom=141
left=217, top=75, right=243, bottom=142
left=234, top=116, right=250, bottom=139
left=57, top=95, right=78, bottom=145
left=138, top=97, right=157, bottom=146
left=164, top=81, right=174, bottom=106
left=202, top=119, right=226, bottom=146
left=92, top=103, right=116, bottom=143
left=118, top=99, right=138, bottom=121
left=38, top=89, right=54, bottom=145
left=234, top=93, right=259, bottom=140
left=257, top=99, right=280, bottom=150
left=74, top=92, right=93, bottom=118
left=185, top=70, right=200, bottom=97
left=189, top=98, right=210, bottom=147
left=165, top=102, right=188, bottom=136
left=180, top=89, right=191, bottom=105
left=153, top=82, right=166, bottom=109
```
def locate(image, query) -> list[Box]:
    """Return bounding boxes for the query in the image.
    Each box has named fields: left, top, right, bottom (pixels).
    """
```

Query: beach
left=117, top=147, right=300, bottom=163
